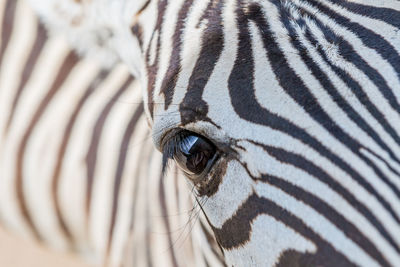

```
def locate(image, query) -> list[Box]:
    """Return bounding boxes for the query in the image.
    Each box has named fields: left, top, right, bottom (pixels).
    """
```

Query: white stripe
left=346, top=0, right=400, bottom=10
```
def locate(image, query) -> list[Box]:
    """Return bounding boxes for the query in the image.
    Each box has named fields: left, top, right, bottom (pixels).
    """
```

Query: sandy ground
left=0, top=227, right=92, bottom=267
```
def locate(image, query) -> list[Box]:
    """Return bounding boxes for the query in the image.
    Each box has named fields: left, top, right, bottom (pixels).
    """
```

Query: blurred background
left=0, top=227, right=91, bottom=267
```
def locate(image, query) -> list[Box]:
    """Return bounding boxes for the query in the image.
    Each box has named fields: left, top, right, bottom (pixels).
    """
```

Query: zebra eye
left=174, top=133, right=216, bottom=176
left=164, top=131, right=217, bottom=177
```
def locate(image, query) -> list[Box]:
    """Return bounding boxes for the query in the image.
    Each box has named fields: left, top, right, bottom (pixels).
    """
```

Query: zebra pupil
left=174, top=134, right=216, bottom=175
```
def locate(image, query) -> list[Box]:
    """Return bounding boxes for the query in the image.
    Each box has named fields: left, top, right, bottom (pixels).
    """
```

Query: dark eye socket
left=162, top=130, right=217, bottom=178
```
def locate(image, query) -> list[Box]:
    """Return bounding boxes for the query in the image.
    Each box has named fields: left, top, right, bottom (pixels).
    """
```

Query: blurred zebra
left=0, top=1, right=223, bottom=266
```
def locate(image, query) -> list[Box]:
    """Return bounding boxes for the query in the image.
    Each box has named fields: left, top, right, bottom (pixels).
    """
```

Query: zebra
left=2, top=0, right=400, bottom=266
left=0, top=1, right=223, bottom=266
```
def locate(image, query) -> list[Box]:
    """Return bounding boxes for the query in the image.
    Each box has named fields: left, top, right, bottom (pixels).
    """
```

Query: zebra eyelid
left=160, top=127, right=184, bottom=152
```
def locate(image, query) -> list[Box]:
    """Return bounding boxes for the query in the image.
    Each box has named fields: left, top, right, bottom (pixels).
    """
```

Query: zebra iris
left=174, top=133, right=216, bottom=176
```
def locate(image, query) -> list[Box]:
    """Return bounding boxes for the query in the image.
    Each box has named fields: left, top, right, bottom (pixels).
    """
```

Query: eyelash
left=161, top=130, right=186, bottom=175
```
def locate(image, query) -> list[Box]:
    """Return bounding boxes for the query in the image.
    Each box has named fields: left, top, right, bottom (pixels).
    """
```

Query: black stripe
left=323, top=0, right=400, bottom=29
left=85, top=76, right=133, bottom=219
left=144, top=150, right=154, bottom=267
left=212, top=193, right=356, bottom=266
left=130, top=0, right=151, bottom=49
left=179, top=0, right=225, bottom=125
left=145, top=0, right=168, bottom=118
left=137, top=0, right=151, bottom=16
left=159, top=0, right=194, bottom=109
left=159, top=169, right=179, bottom=267
left=173, top=166, right=181, bottom=212
left=106, top=102, right=144, bottom=255
left=0, top=0, right=17, bottom=65
left=363, top=149, right=400, bottom=178
left=127, top=129, right=150, bottom=233
left=131, top=24, right=143, bottom=48
left=199, top=218, right=226, bottom=266
left=5, top=22, right=47, bottom=133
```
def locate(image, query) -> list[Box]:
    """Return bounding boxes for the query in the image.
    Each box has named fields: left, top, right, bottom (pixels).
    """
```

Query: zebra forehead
left=146, top=0, right=306, bottom=123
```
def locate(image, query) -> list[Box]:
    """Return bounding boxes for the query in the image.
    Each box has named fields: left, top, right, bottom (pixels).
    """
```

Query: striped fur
left=2, top=0, right=400, bottom=266
left=137, top=0, right=400, bottom=266
left=0, top=1, right=223, bottom=266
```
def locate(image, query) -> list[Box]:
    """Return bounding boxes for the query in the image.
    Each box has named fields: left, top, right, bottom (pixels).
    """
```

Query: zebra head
left=32, top=0, right=399, bottom=265
left=0, top=0, right=397, bottom=265
left=5, top=0, right=399, bottom=264
left=129, top=0, right=400, bottom=266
